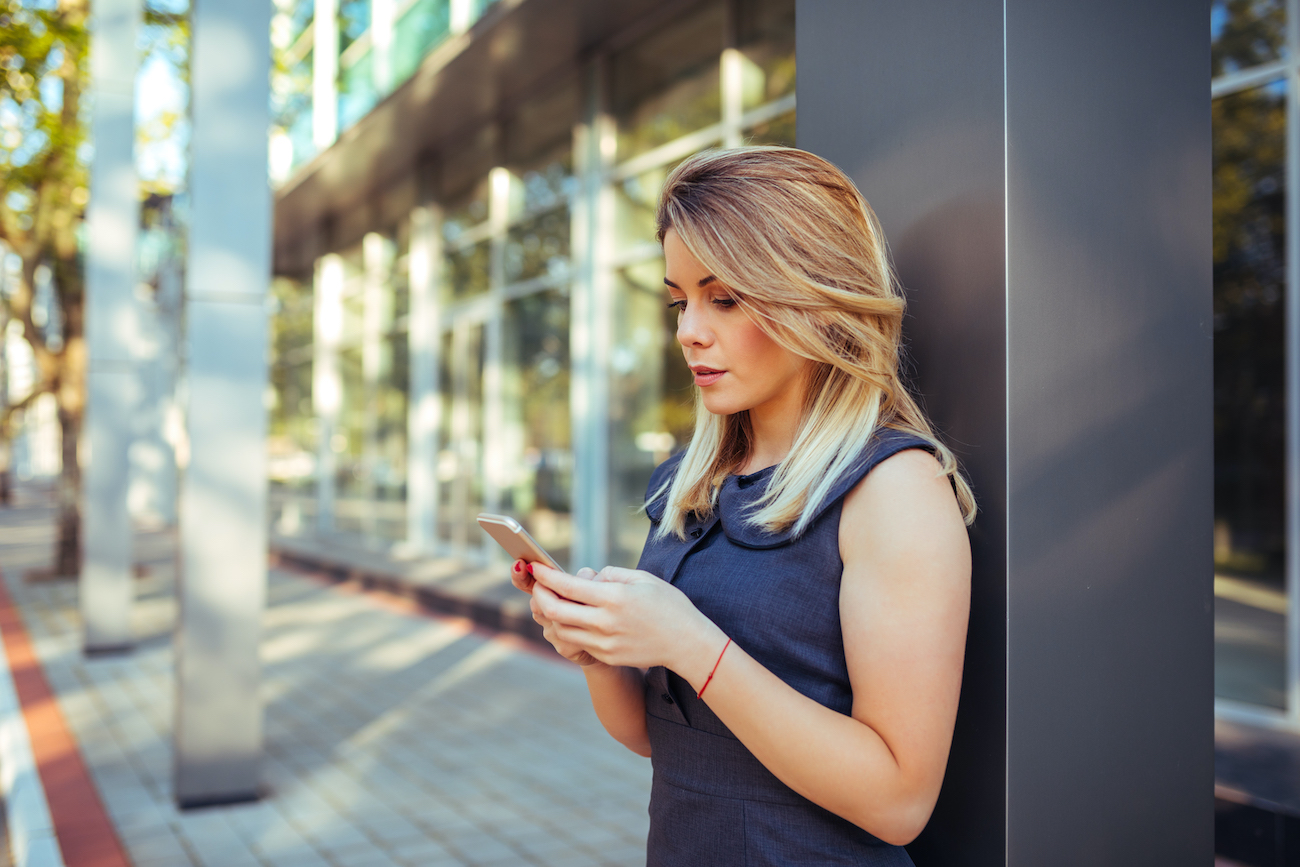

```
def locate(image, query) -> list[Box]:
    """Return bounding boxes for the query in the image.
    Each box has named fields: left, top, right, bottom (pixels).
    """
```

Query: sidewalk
left=0, top=489, right=651, bottom=867
left=269, top=534, right=540, bottom=646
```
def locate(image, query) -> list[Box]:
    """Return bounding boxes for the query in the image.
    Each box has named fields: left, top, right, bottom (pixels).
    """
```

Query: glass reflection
left=442, top=176, right=491, bottom=243
left=339, top=48, right=376, bottom=131
left=737, top=0, right=796, bottom=110
left=505, top=210, right=569, bottom=284
left=338, top=0, right=370, bottom=52
left=393, top=0, right=451, bottom=84
left=268, top=274, right=317, bottom=536
left=614, top=164, right=676, bottom=254
left=1213, top=81, right=1288, bottom=709
left=1213, top=0, right=1286, bottom=77
left=611, top=0, right=724, bottom=160
left=745, top=110, right=796, bottom=147
left=445, top=240, right=490, bottom=302
left=517, top=158, right=574, bottom=215
left=503, top=291, right=572, bottom=563
left=609, top=258, right=696, bottom=566
left=436, top=324, right=486, bottom=551
left=337, top=344, right=367, bottom=534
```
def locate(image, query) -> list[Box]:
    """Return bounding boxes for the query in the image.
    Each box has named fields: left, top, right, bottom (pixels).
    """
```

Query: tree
left=0, top=0, right=90, bottom=577
left=1212, top=0, right=1288, bottom=584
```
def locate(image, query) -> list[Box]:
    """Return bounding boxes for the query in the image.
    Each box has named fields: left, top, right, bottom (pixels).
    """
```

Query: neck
left=741, top=381, right=807, bottom=474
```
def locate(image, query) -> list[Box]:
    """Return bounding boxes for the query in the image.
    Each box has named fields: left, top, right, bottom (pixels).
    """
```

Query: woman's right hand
left=510, top=559, right=537, bottom=594
left=527, top=565, right=604, bottom=667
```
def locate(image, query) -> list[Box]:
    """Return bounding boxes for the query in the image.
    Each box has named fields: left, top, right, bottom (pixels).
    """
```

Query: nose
left=676, top=301, right=712, bottom=348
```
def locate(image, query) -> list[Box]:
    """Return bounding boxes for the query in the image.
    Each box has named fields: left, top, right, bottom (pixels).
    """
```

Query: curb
left=271, top=547, right=547, bottom=647
left=0, top=617, right=62, bottom=867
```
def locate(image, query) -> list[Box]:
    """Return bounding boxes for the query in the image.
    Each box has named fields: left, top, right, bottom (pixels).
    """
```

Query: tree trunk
left=55, top=406, right=80, bottom=577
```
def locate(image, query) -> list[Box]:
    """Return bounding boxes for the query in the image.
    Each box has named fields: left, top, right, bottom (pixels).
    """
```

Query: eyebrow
left=663, top=275, right=717, bottom=290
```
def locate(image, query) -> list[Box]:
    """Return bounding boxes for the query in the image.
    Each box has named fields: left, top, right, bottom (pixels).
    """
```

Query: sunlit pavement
left=0, top=488, right=651, bottom=867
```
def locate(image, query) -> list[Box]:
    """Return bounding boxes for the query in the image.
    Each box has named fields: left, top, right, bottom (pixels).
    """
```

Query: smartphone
left=477, top=513, right=562, bottom=570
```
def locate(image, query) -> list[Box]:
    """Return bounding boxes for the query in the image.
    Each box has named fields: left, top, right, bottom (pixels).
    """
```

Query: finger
left=511, top=560, right=536, bottom=593
left=533, top=582, right=607, bottom=630
left=575, top=567, right=598, bottom=580
left=594, top=566, right=643, bottom=585
left=551, top=621, right=600, bottom=653
left=532, top=563, right=616, bottom=606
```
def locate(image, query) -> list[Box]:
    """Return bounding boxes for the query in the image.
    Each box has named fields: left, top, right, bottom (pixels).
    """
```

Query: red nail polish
left=525, top=563, right=533, bottom=575
left=513, top=562, right=520, bottom=573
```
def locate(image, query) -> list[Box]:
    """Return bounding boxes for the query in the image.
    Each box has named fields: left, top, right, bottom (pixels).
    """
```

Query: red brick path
left=0, top=571, right=129, bottom=867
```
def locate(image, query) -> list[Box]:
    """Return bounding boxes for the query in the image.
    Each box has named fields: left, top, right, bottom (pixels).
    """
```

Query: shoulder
left=648, top=451, right=687, bottom=494
left=819, top=428, right=938, bottom=521
left=839, top=444, right=969, bottom=575
left=645, top=451, right=687, bottom=521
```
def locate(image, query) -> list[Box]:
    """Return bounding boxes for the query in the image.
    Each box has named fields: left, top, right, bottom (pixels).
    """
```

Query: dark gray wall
left=798, top=1, right=1213, bottom=864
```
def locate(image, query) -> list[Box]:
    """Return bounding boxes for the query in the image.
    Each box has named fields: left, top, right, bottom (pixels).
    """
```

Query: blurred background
left=0, top=0, right=1296, bottom=865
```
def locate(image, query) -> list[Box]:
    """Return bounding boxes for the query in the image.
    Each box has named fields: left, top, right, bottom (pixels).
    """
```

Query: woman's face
left=663, top=228, right=808, bottom=419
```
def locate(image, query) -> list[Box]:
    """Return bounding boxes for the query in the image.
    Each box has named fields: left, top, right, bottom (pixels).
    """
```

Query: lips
left=690, top=365, right=726, bottom=387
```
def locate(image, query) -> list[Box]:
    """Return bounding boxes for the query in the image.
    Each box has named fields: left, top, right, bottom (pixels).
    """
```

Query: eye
left=712, top=297, right=736, bottom=309
left=666, top=299, right=686, bottom=312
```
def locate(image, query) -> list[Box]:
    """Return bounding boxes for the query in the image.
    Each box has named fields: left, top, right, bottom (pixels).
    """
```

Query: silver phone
left=476, top=513, right=561, bottom=570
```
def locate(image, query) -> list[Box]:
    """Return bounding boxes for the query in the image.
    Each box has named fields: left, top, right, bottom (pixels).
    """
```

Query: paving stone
left=0, top=497, right=651, bottom=867
left=319, top=839, right=405, bottom=867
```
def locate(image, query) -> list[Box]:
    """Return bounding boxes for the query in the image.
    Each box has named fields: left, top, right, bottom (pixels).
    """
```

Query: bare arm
left=532, top=449, right=970, bottom=845
left=580, top=662, right=651, bottom=757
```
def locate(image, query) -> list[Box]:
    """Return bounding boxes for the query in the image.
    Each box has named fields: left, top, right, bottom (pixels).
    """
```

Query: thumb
left=575, top=567, right=598, bottom=579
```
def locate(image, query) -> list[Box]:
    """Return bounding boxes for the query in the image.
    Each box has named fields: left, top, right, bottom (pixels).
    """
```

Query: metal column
left=83, top=0, right=142, bottom=652
left=570, top=59, right=616, bottom=572
left=406, top=203, right=441, bottom=553
left=798, top=1, right=1213, bottom=863
left=174, top=0, right=273, bottom=807
left=313, top=254, right=343, bottom=536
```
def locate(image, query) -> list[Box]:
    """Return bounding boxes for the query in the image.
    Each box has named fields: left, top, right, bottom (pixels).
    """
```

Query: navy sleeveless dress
left=636, top=428, right=933, bottom=867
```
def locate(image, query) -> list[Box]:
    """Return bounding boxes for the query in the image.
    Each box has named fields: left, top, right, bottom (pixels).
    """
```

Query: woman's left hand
left=529, top=563, right=724, bottom=674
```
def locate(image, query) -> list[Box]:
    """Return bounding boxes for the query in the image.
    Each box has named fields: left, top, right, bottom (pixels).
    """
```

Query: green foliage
left=1212, top=82, right=1287, bottom=578
left=0, top=0, right=89, bottom=422
left=0, top=0, right=90, bottom=272
left=1212, top=0, right=1286, bottom=78
left=0, top=0, right=89, bottom=571
left=137, top=2, right=190, bottom=197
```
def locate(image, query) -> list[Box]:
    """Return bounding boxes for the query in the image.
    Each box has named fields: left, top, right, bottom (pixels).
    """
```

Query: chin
left=699, top=391, right=749, bottom=417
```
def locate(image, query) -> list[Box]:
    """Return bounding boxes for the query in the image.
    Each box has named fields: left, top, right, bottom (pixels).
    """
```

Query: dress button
left=737, top=475, right=753, bottom=488
left=661, top=692, right=674, bottom=705
left=689, top=528, right=703, bottom=539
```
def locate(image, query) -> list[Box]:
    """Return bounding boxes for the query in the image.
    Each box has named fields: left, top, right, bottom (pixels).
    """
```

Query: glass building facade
left=269, top=0, right=796, bottom=572
left=1211, top=0, right=1300, bottom=724
left=269, top=0, right=1298, bottom=726
left=271, top=0, right=501, bottom=180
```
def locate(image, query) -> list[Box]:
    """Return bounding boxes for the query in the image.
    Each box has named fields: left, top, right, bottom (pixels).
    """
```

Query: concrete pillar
left=174, top=0, right=272, bottom=807
left=449, top=0, right=474, bottom=35
left=406, top=204, right=441, bottom=552
left=482, top=167, right=514, bottom=518
left=361, top=232, right=389, bottom=538
left=82, top=0, right=142, bottom=651
left=569, top=60, right=615, bottom=572
left=371, top=0, right=395, bottom=95
left=797, top=1, right=1212, bottom=863
left=313, top=254, right=344, bottom=536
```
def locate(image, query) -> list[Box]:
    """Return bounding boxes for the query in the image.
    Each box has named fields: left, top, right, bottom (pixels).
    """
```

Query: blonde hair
left=653, top=146, right=976, bottom=539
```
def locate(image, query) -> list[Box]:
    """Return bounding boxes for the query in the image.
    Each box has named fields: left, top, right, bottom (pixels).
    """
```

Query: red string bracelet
left=697, top=638, right=732, bottom=699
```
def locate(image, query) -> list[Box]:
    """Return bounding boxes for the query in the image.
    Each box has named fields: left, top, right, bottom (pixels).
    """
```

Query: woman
left=511, top=146, right=974, bottom=865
